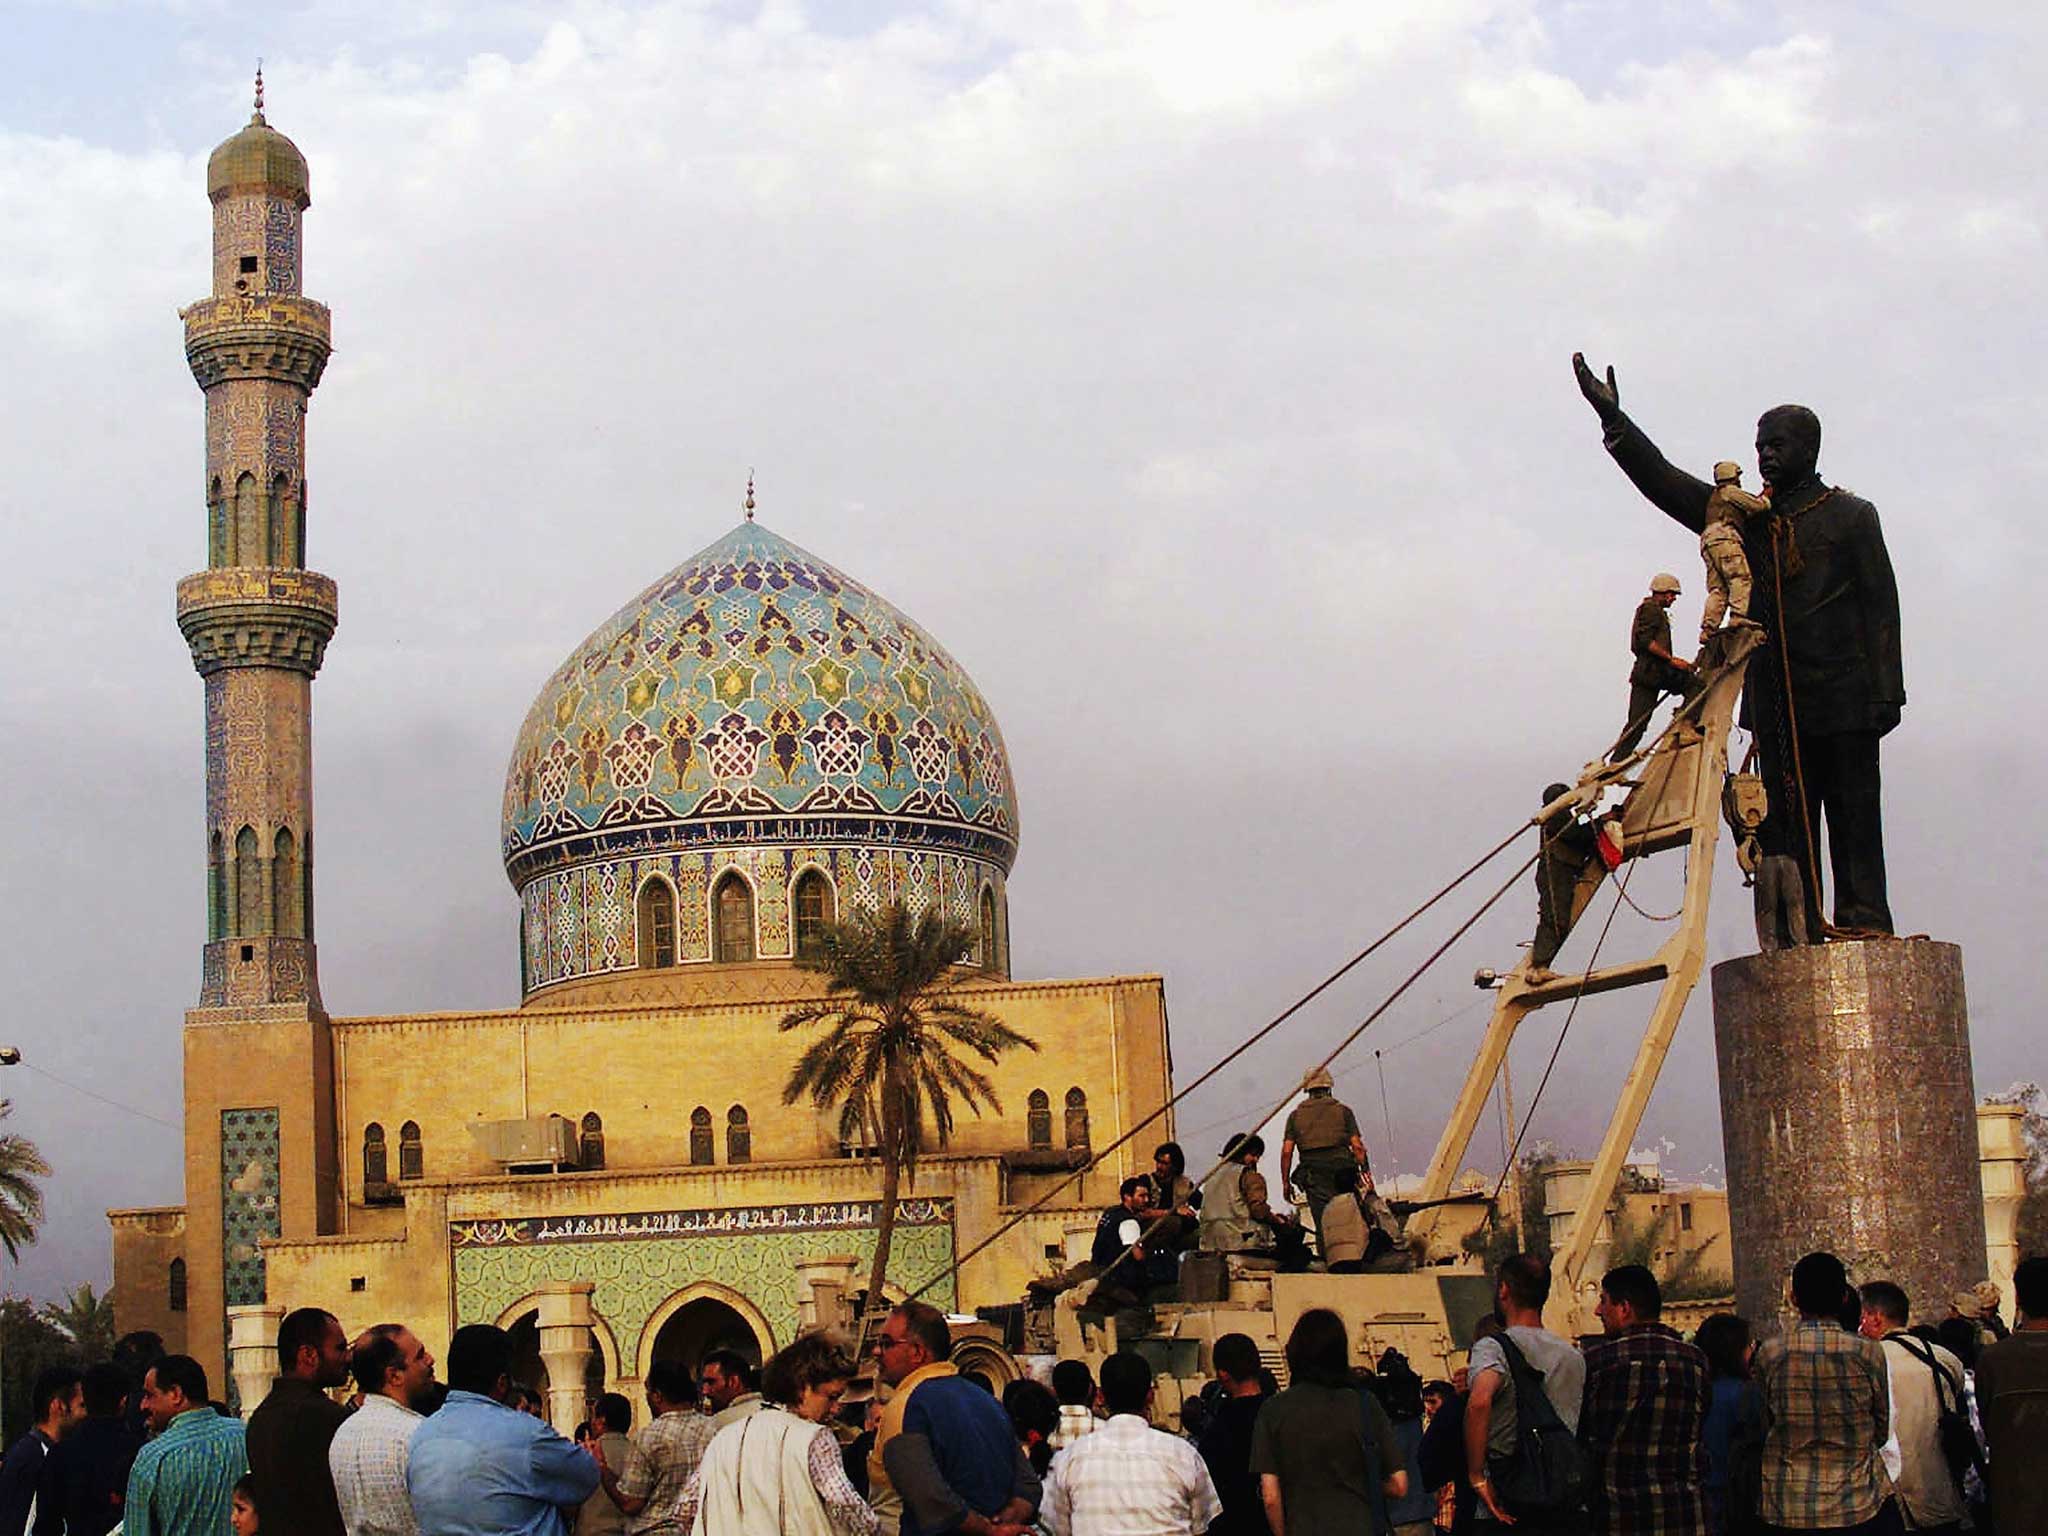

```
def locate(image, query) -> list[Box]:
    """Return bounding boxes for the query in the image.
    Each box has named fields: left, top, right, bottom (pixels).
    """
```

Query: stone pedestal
left=1713, top=939, right=1984, bottom=1331
left=227, top=1303, right=285, bottom=1415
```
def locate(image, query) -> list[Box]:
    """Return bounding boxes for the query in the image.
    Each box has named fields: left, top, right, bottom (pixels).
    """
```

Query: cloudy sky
left=2, top=0, right=2041, bottom=1300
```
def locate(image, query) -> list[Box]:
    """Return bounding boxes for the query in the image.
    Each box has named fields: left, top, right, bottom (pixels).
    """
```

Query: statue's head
left=1755, top=404, right=1821, bottom=490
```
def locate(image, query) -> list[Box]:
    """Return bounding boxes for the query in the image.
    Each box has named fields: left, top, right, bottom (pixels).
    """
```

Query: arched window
left=268, top=473, right=288, bottom=571
left=272, top=828, right=299, bottom=938
left=235, top=826, right=262, bottom=935
left=363, top=1122, right=388, bottom=1187
left=398, top=1120, right=423, bottom=1181
left=580, top=1112, right=605, bottom=1171
left=713, top=873, right=754, bottom=963
left=234, top=471, right=265, bottom=566
left=207, top=832, right=227, bottom=942
left=168, top=1258, right=187, bottom=1313
left=208, top=478, right=227, bottom=567
left=637, top=878, right=677, bottom=969
left=726, top=1105, right=751, bottom=1165
left=1064, top=1088, right=1090, bottom=1150
left=689, top=1107, right=714, bottom=1166
left=1027, top=1090, right=1052, bottom=1151
left=978, top=888, right=999, bottom=969
left=793, top=870, right=834, bottom=960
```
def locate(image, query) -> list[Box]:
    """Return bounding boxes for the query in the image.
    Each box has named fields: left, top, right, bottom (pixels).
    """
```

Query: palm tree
left=781, top=901, right=1037, bottom=1314
left=0, top=1105, right=47, bottom=1263
left=42, top=1283, right=115, bottom=1360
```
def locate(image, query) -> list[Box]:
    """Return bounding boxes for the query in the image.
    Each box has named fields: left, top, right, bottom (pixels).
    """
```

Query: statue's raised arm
left=1571, top=352, right=1713, bottom=534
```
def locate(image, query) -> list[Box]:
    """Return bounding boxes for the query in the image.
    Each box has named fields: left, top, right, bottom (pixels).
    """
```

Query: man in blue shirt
left=0, top=1365, right=81, bottom=1536
left=875, top=1303, right=1039, bottom=1536
left=124, top=1356, right=247, bottom=1536
left=408, top=1324, right=599, bottom=1536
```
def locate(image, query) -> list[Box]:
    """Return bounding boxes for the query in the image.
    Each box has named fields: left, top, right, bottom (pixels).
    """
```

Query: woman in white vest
left=675, top=1331, right=878, bottom=1536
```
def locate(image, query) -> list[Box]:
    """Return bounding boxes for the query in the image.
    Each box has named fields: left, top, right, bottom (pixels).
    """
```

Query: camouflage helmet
left=1713, top=461, right=1744, bottom=484
left=1302, top=1066, right=1334, bottom=1092
left=1650, top=572, right=1682, bottom=594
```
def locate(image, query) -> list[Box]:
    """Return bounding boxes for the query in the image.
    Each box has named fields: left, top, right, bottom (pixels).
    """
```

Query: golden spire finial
left=253, top=60, right=266, bottom=122
left=744, top=471, right=756, bottom=522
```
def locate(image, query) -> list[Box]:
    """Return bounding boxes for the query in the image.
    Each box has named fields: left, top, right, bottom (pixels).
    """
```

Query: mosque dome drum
left=502, top=522, right=1018, bottom=996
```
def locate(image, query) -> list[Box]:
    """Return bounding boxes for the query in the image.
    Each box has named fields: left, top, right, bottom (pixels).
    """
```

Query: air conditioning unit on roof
left=469, top=1115, right=580, bottom=1170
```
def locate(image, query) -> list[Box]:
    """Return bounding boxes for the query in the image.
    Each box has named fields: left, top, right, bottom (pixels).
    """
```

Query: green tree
left=1464, top=1141, right=1562, bottom=1271
left=41, top=1283, right=115, bottom=1361
left=0, top=1299, right=76, bottom=1445
left=0, top=1103, right=49, bottom=1262
left=781, top=902, right=1038, bottom=1313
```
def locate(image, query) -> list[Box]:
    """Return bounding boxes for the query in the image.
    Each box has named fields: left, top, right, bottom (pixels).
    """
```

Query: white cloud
left=0, top=0, right=2042, bottom=1297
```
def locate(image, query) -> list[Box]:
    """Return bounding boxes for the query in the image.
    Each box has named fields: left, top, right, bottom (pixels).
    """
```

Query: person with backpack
left=1579, top=1265, right=1711, bottom=1535
left=1858, top=1281, right=1971, bottom=1534
left=1464, top=1254, right=1588, bottom=1533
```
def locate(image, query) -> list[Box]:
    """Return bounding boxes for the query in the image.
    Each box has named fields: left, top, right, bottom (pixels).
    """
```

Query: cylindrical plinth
left=1713, top=939, right=1983, bottom=1332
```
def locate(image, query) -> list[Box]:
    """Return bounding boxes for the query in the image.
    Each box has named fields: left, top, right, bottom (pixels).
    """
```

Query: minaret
left=175, top=77, right=342, bottom=1400
left=178, top=70, right=335, bottom=1009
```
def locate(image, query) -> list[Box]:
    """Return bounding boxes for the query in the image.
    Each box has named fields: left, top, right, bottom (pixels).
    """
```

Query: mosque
left=107, top=95, right=1171, bottom=1420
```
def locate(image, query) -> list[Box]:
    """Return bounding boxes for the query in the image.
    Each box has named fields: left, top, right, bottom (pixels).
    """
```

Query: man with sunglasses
left=869, top=1303, right=1039, bottom=1536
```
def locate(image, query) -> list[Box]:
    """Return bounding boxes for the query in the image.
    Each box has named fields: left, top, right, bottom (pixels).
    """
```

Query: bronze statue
left=1572, top=354, right=1903, bottom=939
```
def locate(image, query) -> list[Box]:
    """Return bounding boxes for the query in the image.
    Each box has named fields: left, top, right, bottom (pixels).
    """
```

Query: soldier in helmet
left=1610, top=572, right=1697, bottom=760
left=1279, top=1068, right=1369, bottom=1264
left=1699, top=460, right=1770, bottom=645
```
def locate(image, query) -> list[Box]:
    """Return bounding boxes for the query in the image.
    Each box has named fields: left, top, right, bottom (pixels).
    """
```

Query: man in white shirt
left=1859, top=1280, right=1969, bottom=1533
left=328, top=1325, right=437, bottom=1536
left=1041, top=1351, right=1220, bottom=1536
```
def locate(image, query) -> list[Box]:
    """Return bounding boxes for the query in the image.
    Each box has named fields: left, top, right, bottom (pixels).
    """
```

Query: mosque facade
left=108, top=99, right=1171, bottom=1420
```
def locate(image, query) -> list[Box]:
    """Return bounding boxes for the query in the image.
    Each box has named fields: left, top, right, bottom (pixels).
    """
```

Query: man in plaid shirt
left=1752, top=1252, right=1897, bottom=1535
left=1578, top=1265, right=1710, bottom=1535
left=1041, top=1352, right=1220, bottom=1536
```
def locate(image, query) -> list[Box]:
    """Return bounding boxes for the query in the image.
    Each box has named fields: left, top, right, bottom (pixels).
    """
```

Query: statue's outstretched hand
left=1572, top=352, right=1622, bottom=424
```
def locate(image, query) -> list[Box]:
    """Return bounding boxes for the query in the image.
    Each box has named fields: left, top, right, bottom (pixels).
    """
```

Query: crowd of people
left=0, top=1249, right=2037, bottom=1536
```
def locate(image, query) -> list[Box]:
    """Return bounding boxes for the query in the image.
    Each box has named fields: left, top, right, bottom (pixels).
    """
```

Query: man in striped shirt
left=123, top=1356, right=246, bottom=1536
left=1752, top=1252, right=1897, bottom=1535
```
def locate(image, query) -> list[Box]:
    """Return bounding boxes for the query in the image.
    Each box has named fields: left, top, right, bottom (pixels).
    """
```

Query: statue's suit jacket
left=1602, top=412, right=1904, bottom=739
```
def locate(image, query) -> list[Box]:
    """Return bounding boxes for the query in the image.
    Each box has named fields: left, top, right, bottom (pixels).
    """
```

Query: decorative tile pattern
left=451, top=1198, right=957, bottom=1368
left=502, top=523, right=1020, bottom=889
left=220, top=1107, right=281, bottom=1410
left=516, top=846, right=1006, bottom=992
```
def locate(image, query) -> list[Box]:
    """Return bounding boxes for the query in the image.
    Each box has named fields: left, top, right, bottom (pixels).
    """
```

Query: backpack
left=1485, top=1333, right=1587, bottom=1515
left=1892, top=1335, right=1983, bottom=1503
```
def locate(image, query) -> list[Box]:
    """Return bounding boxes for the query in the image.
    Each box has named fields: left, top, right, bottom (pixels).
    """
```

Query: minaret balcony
left=184, top=295, right=332, bottom=390
left=177, top=568, right=338, bottom=677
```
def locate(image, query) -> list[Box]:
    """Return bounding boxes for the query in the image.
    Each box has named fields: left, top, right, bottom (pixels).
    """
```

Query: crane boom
left=1412, top=624, right=1763, bottom=1335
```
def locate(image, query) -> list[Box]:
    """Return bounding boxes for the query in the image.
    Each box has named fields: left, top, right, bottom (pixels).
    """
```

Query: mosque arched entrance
left=647, top=1295, right=765, bottom=1379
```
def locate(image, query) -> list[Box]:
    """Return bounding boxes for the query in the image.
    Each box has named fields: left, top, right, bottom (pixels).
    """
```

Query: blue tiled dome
left=502, top=522, right=1019, bottom=893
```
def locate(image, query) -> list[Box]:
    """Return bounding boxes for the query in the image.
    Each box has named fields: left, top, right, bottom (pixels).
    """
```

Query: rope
left=899, top=819, right=1537, bottom=1301
left=908, top=636, right=1741, bottom=1302
left=1043, top=849, right=1541, bottom=1308
left=1771, top=507, right=1838, bottom=938
left=1487, top=696, right=1690, bottom=1204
